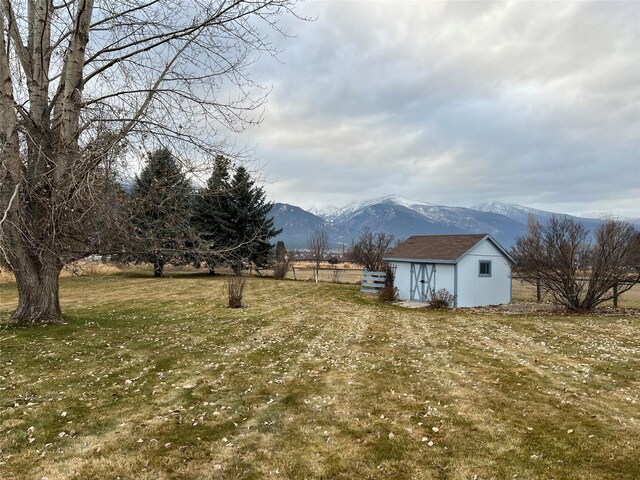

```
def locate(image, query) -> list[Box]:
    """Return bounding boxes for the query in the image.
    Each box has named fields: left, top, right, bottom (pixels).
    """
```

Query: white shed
left=383, top=234, right=513, bottom=308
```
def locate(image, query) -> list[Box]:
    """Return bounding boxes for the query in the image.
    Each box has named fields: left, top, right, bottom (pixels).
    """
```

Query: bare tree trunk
left=8, top=251, right=63, bottom=325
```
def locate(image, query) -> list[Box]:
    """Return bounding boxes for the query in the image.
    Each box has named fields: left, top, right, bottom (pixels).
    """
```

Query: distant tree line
left=115, top=148, right=281, bottom=276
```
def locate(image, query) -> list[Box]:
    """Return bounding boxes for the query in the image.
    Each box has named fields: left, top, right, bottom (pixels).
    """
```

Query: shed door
left=410, top=263, right=436, bottom=302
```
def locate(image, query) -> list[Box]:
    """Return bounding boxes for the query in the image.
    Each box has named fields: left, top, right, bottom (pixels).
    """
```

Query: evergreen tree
left=228, top=166, right=281, bottom=272
left=192, top=155, right=235, bottom=274
left=129, top=148, right=193, bottom=276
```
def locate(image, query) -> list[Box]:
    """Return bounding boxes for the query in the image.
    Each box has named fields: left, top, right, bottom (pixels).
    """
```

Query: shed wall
left=390, top=261, right=412, bottom=300
left=388, top=262, right=455, bottom=303
left=435, top=264, right=455, bottom=296
left=456, top=240, right=511, bottom=307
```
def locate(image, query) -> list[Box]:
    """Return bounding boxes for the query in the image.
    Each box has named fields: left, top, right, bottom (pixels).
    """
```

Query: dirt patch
left=394, top=299, right=640, bottom=317
left=461, top=301, right=640, bottom=317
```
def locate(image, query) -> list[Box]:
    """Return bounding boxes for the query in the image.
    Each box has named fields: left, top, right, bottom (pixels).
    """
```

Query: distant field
left=512, top=279, right=640, bottom=309
left=3, top=263, right=637, bottom=307
left=1, top=272, right=639, bottom=479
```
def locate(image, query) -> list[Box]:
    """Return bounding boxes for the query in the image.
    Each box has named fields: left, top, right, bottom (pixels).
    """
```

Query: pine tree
left=192, top=155, right=235, bottom=274
left=129, top=148, right=193, bottom=276
left=228, top=166, right=281, bottom=272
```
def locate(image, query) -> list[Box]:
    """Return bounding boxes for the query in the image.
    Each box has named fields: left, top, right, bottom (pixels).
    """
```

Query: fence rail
left=257, top=266, right=365, bottom=284
left=360, top=271, right=387, bottom=295
left=512, top=276, right=637, bottom=307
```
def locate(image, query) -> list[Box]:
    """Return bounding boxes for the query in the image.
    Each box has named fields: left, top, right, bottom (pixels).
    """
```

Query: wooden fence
left=360, top=271, right=387, bottom=294
left=512, top=276, right=636, bottom=307
left=257, top=266, right=365, bottom=284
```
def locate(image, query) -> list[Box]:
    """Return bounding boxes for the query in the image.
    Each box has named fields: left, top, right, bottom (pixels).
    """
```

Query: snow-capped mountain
left=308, top=205, right=340, bottom=221
left=271, top=203, right=327, bottom=249
left=473, top=201, right=614, bottom=233
left=473, top=201, right=557, bottom=224
left=311, top=195, right=434, bottom=222
left=333, top=201, right=459, bottom=240
left=577, top=211, right=640, bottom=223
left=272, top=196, right=635, bottom=250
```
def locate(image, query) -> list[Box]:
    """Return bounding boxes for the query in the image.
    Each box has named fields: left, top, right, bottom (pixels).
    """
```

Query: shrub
left=512, top=216, right=640, bottom=311
left=384, top=263, right=396, bottom=287
left=377, top=264, right=398, bottom=302
left=273, top=258, right=290, bottom=280
left=227, top=274, right=246, bottom=308
left=428, top=288, right=454, bottom=309
left=378, top=284, right=399, bottom=302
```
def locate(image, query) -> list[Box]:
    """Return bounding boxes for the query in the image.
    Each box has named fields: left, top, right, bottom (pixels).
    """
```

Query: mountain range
left=271, top=195, right=639, bottom=250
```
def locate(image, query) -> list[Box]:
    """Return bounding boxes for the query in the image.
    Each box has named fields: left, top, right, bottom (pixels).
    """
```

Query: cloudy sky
left=240, top=0, right=639, bottom=217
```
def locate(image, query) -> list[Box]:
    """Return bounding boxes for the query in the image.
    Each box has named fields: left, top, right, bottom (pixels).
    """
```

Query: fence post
left=292, top=266, right=296, bottom=280
left=536, top=277, right=541, bottom=303
left=613, top=283, right=618, bottom=308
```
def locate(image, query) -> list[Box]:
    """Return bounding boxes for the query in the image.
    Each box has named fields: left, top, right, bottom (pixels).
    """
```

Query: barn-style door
left=410, top=263, right=436, bottom=302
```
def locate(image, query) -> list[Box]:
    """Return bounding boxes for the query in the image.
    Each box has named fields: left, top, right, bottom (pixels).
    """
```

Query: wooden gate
left=361, top=270, right=387, bottom=294
left=410, top=263, right=436, bottom=302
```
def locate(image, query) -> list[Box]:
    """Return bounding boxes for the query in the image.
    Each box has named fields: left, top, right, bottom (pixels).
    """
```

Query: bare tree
left=348, top=228, right=396, bottom=272
left=0, top=0, right=299, bottom=325
left=512, top=216, right=640, bottom=311
left=307, top=229, right=328, bottom=283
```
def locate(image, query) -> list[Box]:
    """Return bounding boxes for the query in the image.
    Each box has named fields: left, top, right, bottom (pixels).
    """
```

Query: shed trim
left=384, top=257, right=456, bottom=264
left=455, top=234, right=514, bottom=264
left=385, top=234, right=513, bottom=265
left=453, top=263, right=458, bottom=308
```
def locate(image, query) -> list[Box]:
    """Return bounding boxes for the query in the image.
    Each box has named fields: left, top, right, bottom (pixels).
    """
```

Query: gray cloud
left=241, top=0, right=640, bottom=217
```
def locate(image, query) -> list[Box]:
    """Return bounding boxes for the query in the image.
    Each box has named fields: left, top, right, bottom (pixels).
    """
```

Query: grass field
left=512, top=279, right=640, bottom=309
left=1, top=272, right=639, bottom=479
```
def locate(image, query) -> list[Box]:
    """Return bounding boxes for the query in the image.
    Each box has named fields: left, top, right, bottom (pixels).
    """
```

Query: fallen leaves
left=0, top=275, right=638, bottom=479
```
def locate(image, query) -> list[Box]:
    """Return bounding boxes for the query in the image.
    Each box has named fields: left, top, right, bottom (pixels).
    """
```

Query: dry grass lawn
left=1, top=272, right=639, bottom=479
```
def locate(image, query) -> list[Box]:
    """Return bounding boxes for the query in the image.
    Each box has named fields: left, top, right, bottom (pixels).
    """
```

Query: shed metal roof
left=384, top=234, right=511, bottom=263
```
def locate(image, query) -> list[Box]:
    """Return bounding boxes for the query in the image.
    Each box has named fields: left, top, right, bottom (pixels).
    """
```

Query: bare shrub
left=273, top=259, right=290, bottom=280
left=384, top=263, right=396, bottom=287
left=377, top=263, right=398, bottom=302
left=428, top=289, right=455, bottom=309
left=227, top=275, right=246, bottom=308
left=512, top=216, right=640, bottom=311
left=273, top=241, right=290, bottom=280
left=378, top=284, right=399, bottom=303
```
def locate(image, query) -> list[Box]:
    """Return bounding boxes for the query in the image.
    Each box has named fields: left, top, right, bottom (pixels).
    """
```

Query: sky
left=237, top=0, right=640, bottom=217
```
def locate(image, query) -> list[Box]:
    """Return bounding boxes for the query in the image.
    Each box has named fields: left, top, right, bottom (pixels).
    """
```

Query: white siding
left=389, top=262, right=412, bottom=300
left=434, top=264, right=455, bottom=297
left=388, top=238, right=512, bottom=307
left=389, top=262, right=455, bottom=303
left=456, top=239, right=511, bottom=307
